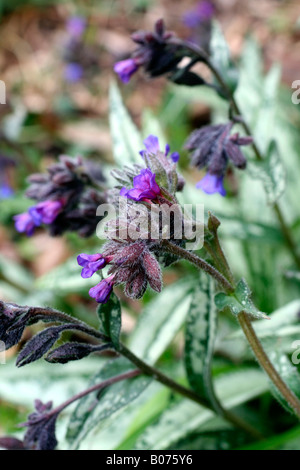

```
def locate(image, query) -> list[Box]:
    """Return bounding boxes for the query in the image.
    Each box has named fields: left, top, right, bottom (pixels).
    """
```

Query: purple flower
left=196, top=173, right=226, bottom=196
left=114, top=58, right=139, bottom=83
left=89, top=277, right=114, bottom=303
left=21, top=399, right=58, bottom=450
left=66, top=16, right=86, bottom=38
left=64, top=63, right=83, bottom=82
left=0, top=182, right=13, bottom=198
left=14, top=211, right=40, bottom=236
left=77, top=253, right=108, bottom=278
left=183, top=1, right=215, bottom=28
left=139, top=135, right=180, bottom=162
left=29, top=200, right=64, bottom=225
left=120, top=168, right=161, bottom=202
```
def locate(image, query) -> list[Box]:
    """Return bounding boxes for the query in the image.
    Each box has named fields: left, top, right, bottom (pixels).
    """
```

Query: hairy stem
left=162, top=240, right=234, bottom=293
left=31, top=305, right=262, bottom=438
left=166, top=240, right=300, bottom=420
left=118, top=343, right=263, bottom=439
left=238, top=312, right=300, bottom=419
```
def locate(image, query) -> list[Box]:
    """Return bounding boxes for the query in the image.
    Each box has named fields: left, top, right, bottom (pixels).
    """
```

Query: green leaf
left=185, top=273, right=221, bottom=412
left=268, top=351, right=300, bottom=416
left=248, top=140, right=286, bottom=205
left=97, top=292, right=121, bottom=347
left=129, top=278, right=196, bottom=363
left=134, top=369, right=268, bottom=450
left=109, top=81, right=143, bottom=167
left=210, top=21, right=239, bottom=95
left=67, top=357, right=151, bottom=449
left=215, top=278, right=268, bottom=320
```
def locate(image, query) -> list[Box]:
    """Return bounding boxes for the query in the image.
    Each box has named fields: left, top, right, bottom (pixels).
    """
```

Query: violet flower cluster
left=14, top=155, right=107, bottom=237
left=0, top=154, right=15, bottom=199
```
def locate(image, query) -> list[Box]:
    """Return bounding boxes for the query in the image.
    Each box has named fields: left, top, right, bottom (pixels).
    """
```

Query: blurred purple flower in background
left=0, top=182, right=13, bottom=199
left=14, top=200, right=64, bottom=236
left=183, top=1, right=215, bottom=28
left=114, top=19, right=185, bottom=83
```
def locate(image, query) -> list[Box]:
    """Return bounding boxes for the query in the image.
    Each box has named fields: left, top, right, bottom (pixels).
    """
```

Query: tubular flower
left=77, top=253, right=110, bottom=279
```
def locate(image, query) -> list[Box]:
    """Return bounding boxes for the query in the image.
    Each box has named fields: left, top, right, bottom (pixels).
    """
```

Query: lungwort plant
left=1, top=17, right=300, bottom=451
